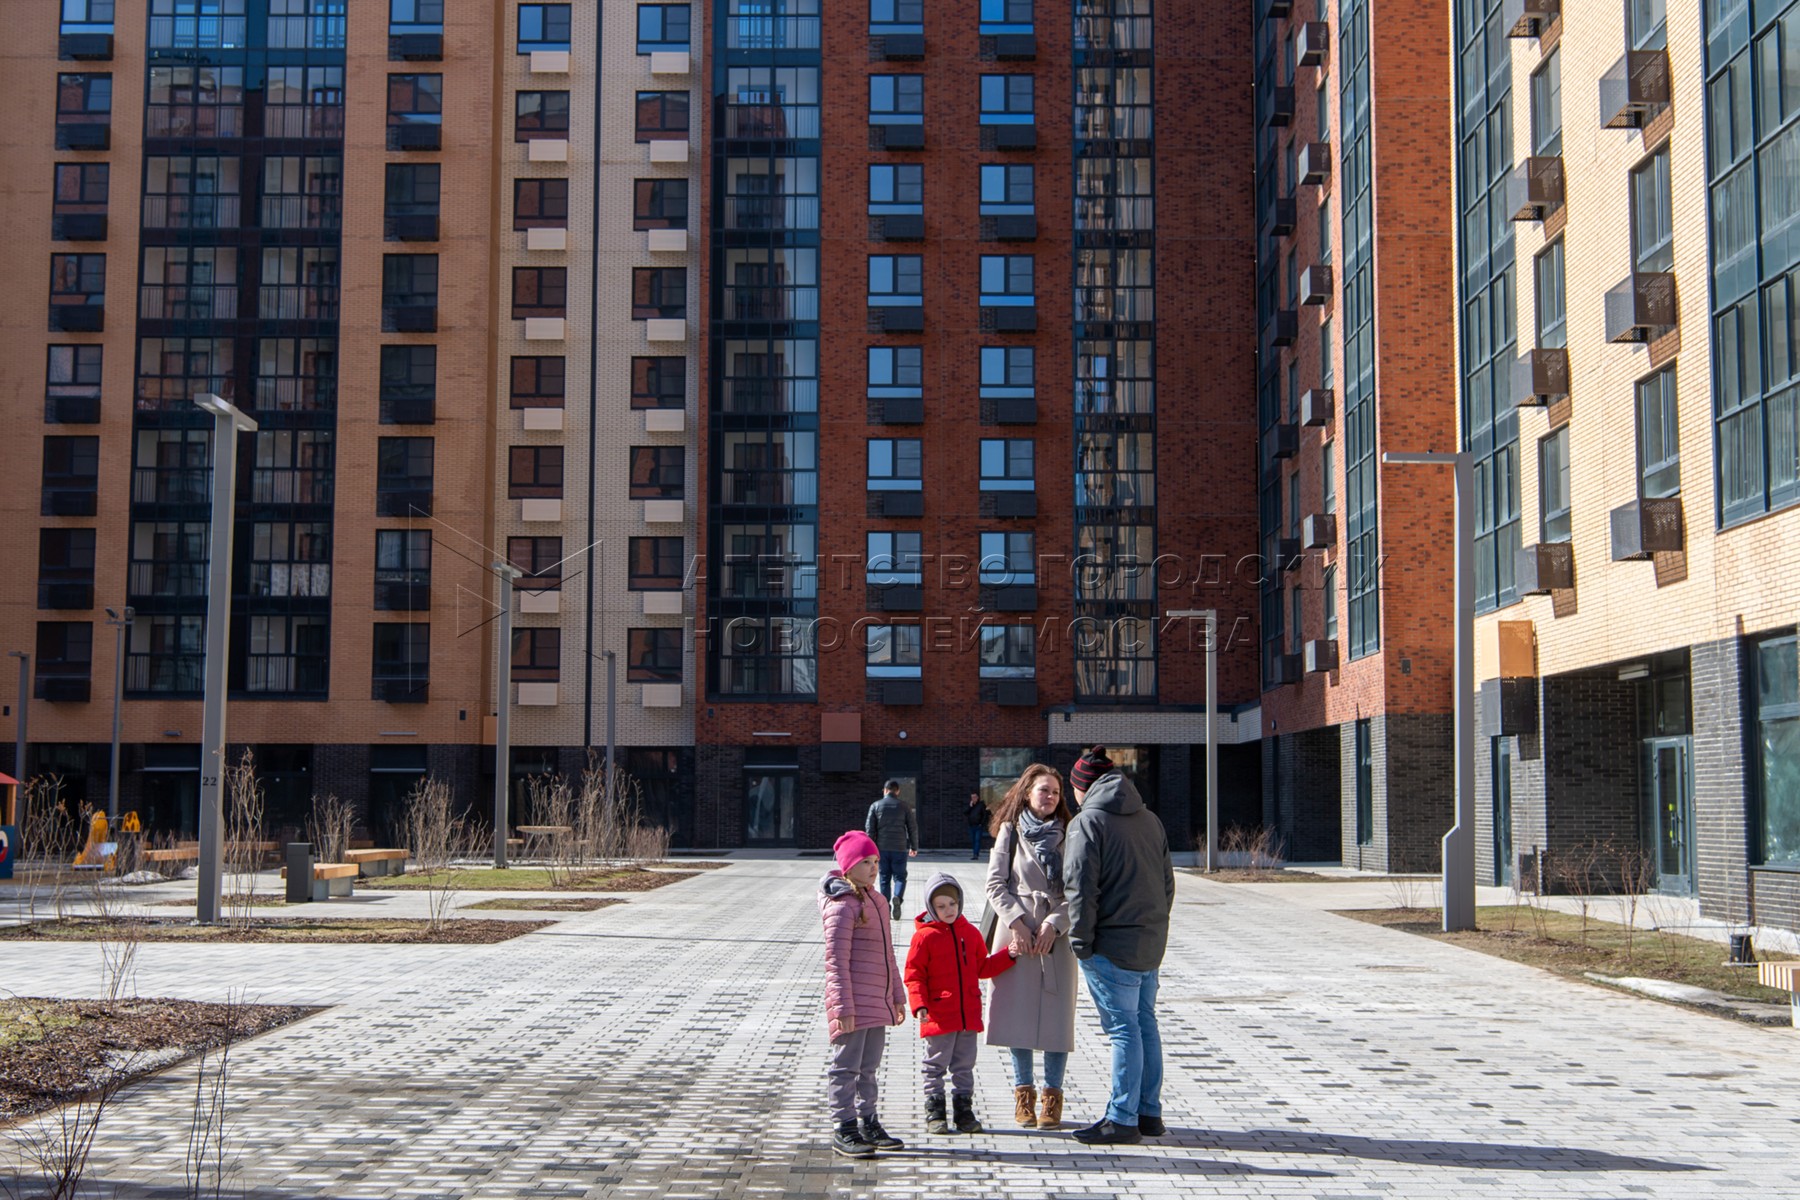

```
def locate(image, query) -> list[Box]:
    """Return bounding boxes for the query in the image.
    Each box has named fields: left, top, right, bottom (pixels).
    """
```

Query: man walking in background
left=965, top=791, right=987, bottom=860
left=1064, top=747, right=1175, bottom=1145
left=865, top=779, right=918, bottom=920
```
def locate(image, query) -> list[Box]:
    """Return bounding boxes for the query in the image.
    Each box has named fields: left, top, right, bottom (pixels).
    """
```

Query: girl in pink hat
left=819, top=829, right=907, bottom=1158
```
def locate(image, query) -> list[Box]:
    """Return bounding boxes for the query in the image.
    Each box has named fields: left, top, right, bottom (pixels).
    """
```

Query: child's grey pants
left=921, top=1030, right=979, bottom=1097
left=827, top=1026, right=886, bottom=1123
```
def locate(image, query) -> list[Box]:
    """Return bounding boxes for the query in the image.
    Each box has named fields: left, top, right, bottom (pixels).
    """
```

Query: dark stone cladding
left=1337, top=713, right=1452, bottom=873
left=1692, top=636, right=1753, bottom=923
left=1260, top=726, right=1340, bottom=862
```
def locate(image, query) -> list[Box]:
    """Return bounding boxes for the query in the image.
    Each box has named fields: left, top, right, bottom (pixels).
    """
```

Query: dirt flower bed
left=0, top=998, right=313, bottom=1122
left=650, top=860, right=732, bottom=870
left=462, top=897, right=626, bottom=912
left=148, top=894, right=290, bottom=909
left=0, top=917, right=553, bottom=945
left=1339, top=905, right=1790, bottom=1014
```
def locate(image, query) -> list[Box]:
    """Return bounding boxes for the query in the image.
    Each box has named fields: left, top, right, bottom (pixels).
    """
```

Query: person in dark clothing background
left=865, top=779, right=918, bottom=919
left=965, top=792, right=988, bottom=860
left=1064, top=746, right=1175, bottom=1146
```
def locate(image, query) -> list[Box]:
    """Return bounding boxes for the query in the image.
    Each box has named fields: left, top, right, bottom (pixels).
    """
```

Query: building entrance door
left=1646, top=737, right=1693, bottom=895
left=1491, top=737, right=1513, bottom=887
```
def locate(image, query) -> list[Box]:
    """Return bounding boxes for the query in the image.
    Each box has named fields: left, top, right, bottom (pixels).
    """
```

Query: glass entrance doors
left=1646, top=736, right=1693, bottom=894
left=745, top=770, right=795, bottom=843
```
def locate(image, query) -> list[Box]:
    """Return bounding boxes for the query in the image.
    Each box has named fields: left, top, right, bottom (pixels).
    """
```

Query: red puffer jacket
left=904, top=911, right=1016, bottom=1038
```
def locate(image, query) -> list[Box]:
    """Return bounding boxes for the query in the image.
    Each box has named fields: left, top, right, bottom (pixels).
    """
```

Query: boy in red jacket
left=904, top=871, right=1018, bottom=1135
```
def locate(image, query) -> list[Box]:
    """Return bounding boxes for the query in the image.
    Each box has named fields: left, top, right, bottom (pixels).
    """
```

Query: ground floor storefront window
left=1754, top=634, right=1800, bottom=866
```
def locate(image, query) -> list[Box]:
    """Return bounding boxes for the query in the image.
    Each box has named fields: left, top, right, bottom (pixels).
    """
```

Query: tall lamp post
left=1163, top=610, right=1219, bottom=872
left=104, top=607, right=134, bottom=821
left=493, top=561, right=522, bottom=869
left=1381, top=450, right=1476, bottom=932
left=195, top=392, right=257, bottom=925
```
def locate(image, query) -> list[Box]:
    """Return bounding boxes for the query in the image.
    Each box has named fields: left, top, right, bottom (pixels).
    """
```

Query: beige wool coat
left=983, top=818, right=1078, bottom=1053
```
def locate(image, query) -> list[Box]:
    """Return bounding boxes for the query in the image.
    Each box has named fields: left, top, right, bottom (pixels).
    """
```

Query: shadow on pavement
left=1160, top=1127, right=1709, bottom=1173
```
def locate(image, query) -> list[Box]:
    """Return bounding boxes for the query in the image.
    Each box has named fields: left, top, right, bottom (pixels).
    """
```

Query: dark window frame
left=516, top=3, right=572, bottom=52
left=632, top=267, right=687, bottom=319
left=628, top=536, right=685, bottom=590
left=630, top=445, right=686, bottom=499
left=512, top=266, right=568, bottom=318
left=510, top=356, right=566, bottom=409
left=633, top=178, right=689, bottom=230
left=508, top=445, right=565, bottom=499
left=381, top=254, right=439, bottom=307
left=635, top=91, right=691, bottom=141
left=632, top=356, right=685, bottom=409
left=511, top=627, right=561, bottom=681
left=514, top=178, right=570, bottom=230
left=508, top=536, right=565, bottom=589
left=516, top=90, right=571, bottom=141
left=636, top=3, right=691, bottom=51
left=386, top=73, right=443, bottom=124
left=627, top=627, right=684, bottom=682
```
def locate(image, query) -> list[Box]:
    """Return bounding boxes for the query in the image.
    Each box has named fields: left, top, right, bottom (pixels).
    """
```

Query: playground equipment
left=0, top=772, right=17, bottom=881
left=74, top=810, right=117, bottom=871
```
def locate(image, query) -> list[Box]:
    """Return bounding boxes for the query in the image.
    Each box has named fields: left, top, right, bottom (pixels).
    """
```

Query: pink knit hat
left=833, top=830, right=879, bottom=873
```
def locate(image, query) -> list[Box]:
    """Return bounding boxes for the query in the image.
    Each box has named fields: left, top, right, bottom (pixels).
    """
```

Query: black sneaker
left=861, top=1115, right=904, bottom=1151
left=832, top=1119, right=876, bottom=1158
left=1138, top=1114, right=1166, bottom=1137
left=1071, top=1118, right=1142, bottom=1146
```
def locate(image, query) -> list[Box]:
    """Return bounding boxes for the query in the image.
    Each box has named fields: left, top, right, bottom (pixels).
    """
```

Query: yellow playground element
left=74, top=811, right=116, bottom=871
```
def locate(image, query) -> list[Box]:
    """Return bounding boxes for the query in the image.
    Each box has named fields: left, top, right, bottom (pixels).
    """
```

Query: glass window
left=867, top=438, right=923, bottom=489
left=1531, top=50, right=1561, bottom=157
left=375, top=530, right=430, bottom=590
left=869, top=164, right=924, bottom=214
left=1754, top=634, right=1800, bottom=866
left=382, top=253, right=437, bottom=307
left=49, top=253, right=106, bottom=305
left=517, top=4, right=571, bottom=52
left=868, top=346, right=923, bottom=395
left=867, top=530, right=923, bottom=583
left=628, top=628, right=684, bottom=682
left=47, top=345, right=103, bottom=406
left=1323, top=563, right=1339, bottom=641
left=508, top=446, right=563, bottom=498
left=980, top=255, right=1034, bottom=303
left=510, top=356, right=565, bottom=409
left=1629, top=0, right=1666, bottom=51
left=511, top=628, right=561, bottom=680
left=515, top=178, right=569, bottom=229
left=1322, top=440, right=1336, bottom=513
left=1354, top=718, right=1373, bottom=844
left=1637, top=367, right=1680, bottom=498
left=1540, top=426, right=1571, bottom=543
left=56, top=73, right=112, bottom=116
left=979, top=438, right=1034, bottom=489
left=629, top=445, right=684, bottom=499
left=869, top=74, right=924, bottom=123
left=389, top=0, right=443, bottom=32
left=866, top=624, right=922, bottom=676
left=632, top=267, right=686, bottom=318
left=633, top=178, right=688, bottom=230
left=631, top=356, right=684, bottom=409
left=980, top=74, right=1034, bottom=122
left=517, top=91, right=570, bottom=140
left=61, top=0, right=115, bottom=32
left=980, top=0, right=1031, bottom=28
left=871, top=0, right=923, bottom=30
left=980, top=164, right=1034, bottom=213
left=637, top=4, right=690, bottom=51
left=868, top=255, right=923, bottom=303
left=979, top=747, right=1033, bottom=810
left=509, top=536, right=564, bottom=588
left=1631, top=149, right=1673, bottom=274
left=1534, top=239, right=1566, bottom=349
left=628, top=537, right=685, bottom=589
left=512, top=266, right=567, bottom=318
left=372, top=624, right=429, bottom=692
left=980, top=346, right=1034, bottom=394
left=387, top=73, right=441, bottom=123
left=635, top=91, right=690, bottom=141
left=979, top=531, right=1035, bottom=583
left=979, top=626, right=1035, bottom=678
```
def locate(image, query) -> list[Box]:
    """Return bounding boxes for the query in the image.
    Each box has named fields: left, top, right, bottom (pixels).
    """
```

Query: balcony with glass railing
left=139, top=284, right=238, bottom=321
left=258, top=284, right=340, bottom=322
left=723, top=103, right=820, bottom=140
left=1074, top=195, right=1155, bottom=232
left=249, top=468, right=334, bottom=506
left=1075, top=286, right=1155, bottom=323
left=723, top=13, right=819, bottom=49
left=132, top=466, right=210, bottom=505
left=126, top=652, right=202, bottom=695
left=721, top=193, right=819, bottom=231
left=141, top=194, right=241, bottom=230
left=127, top=560, right=207, bottom=598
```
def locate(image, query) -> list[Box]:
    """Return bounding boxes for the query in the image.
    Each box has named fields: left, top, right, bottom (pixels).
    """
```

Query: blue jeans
left=1079, top=954, right=1163, bottom=1126
left=877, top=850, right=909, bottom=908
left=1007, top=1047, right=1068, bottom=1090
left=970, top=825, right=984, bottom=859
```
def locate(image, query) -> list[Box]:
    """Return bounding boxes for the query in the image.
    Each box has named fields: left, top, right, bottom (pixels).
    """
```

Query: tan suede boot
left=1013, top=1084, right=1038, bottom=1128
left=1038, top=1087, right=1064, bottom=1130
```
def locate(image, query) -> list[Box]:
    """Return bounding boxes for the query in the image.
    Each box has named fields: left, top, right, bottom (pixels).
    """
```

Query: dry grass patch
left=0, top=917, right=552, bottom=945
left=462, top=896, right=625, bottom=912
left=1339, top=905, right=1789, bottom=1010
left=364, top=866, right=699, bottom=892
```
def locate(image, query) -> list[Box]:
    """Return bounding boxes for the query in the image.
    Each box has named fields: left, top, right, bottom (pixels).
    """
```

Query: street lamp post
left=104, top=607, right=135, bottom=822
left=7, top=652, right=28, bottom=787
left=494, top=561, right=522, bottom=869
left=1381, top=450, right=1476, bottom=932
left=195, top=392, right=258, bottom=926
left=1163, top=609, right=1219, bottom=872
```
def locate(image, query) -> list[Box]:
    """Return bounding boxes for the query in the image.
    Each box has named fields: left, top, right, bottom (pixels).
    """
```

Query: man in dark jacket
left=865, top=780, right=918, bottom=919
left=1063, top=747, right=1175, bottom=1145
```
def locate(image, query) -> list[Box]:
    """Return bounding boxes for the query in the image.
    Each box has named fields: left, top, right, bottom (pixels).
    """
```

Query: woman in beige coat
left=984, top=763, right=1078, bottom=1130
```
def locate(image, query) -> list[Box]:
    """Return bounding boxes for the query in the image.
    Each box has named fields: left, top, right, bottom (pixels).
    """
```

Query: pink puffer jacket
left=819, top=871, right=906, bottom=1038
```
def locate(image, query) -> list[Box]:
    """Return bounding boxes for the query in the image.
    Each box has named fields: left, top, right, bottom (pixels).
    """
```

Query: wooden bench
left=143, top=846, right=201, bottom=865
left=516, top=825, right=575, bottom=855
left=1758, top=961, right=1800, bottom=1029
left=345, top=848, right=408, bottom=877
left=310, top=863, right=358, bottom=901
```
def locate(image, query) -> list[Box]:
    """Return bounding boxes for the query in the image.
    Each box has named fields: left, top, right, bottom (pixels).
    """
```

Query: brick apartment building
left=692, top=0, right=1265, bottom=850
left=1465, top=0, right=1800, bottom=929
left=1252, top=0, right=1461, bottom=869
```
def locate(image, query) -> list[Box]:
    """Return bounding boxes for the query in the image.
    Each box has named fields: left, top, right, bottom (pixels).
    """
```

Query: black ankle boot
left=861, top=1113, right=904, bottom=1150
left=952, top=1093, right=983, bottom=1134
left=832, top=1119, right=876, bottom=1158
left=924, top=1094, right=951, bottom=1135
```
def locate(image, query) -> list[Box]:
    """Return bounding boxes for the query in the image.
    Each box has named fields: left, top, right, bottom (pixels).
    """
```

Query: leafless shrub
left=16, top=778, right=80, bottom=928
left=1552, top=840, right=1604, bottom=947
left=405, top=777, right=466, bottom=931
left=305, top=792, right=355, bottom=866
left=1610, top=839, right=1654, bottom=969
left=223, top=749, right=266, bottom=930
left=1219, top=825, right=1284, bottom=872
left=2, top=1004, right=139, bottom=1200
left=183, top=994, right=244, bottom=1200
left=526, top=774, right=579, bottom=885
left=1644, top=890, right=1687, bottom=970
left=85, top=876, right=143, bottom=1002
left=1385, top=875, right=1429, bottom=912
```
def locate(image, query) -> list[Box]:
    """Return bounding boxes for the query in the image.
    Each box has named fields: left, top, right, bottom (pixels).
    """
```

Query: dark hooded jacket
left=903, top=872, right=1015, bottom=1037
left=1064, top=771, right=1175, bottom=972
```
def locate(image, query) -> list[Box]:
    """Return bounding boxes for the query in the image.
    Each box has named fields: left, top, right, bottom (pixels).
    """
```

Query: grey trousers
left=921, top=1030, right=980, bottom=1098
left=827, top=1026, right=887, bottom=1123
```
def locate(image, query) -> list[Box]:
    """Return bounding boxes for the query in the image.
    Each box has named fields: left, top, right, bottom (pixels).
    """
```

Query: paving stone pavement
left=4, top=857, right=1798, bottom=1199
